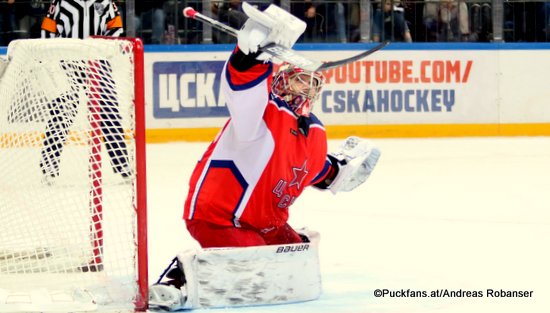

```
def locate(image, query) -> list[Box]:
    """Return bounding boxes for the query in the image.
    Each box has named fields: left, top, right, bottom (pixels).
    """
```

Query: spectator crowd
left=2, top=0, right=550, bottom=46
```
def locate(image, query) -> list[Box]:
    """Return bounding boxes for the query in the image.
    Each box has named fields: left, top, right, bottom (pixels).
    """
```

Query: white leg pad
left=178, top=229, right=322, bottom=309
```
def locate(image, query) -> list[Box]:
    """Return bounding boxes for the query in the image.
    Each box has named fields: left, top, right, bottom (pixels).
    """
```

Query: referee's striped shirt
left=41, top=0, right=123, bottom=39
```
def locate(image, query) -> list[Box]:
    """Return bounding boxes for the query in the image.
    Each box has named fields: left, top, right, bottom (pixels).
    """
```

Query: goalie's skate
left=148, top=257, right=187, bottom=311
left=148, top=283, right=187, bottom=311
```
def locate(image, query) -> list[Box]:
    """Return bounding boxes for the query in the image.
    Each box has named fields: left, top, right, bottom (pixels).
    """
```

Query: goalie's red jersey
left=183, top=51, right=331, bottom=233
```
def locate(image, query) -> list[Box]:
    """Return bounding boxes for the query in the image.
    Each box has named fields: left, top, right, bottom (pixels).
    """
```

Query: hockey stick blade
left=314, top=41, right=390, bottom=71
left=182, top=7, right=388, bottom=72
left=260, top=43, right=322, bottom=71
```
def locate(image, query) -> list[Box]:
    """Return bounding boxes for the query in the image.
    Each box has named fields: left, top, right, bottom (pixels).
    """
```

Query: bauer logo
left=275, top=244, right=310, bottom=253
left=153, top=61, right=229, bottom=118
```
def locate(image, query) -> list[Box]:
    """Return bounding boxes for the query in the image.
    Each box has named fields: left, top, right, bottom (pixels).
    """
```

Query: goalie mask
left=272, top=64, right=324, bottom=117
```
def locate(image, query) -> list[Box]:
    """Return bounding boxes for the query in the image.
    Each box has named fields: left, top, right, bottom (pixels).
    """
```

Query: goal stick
left=182, top=7, right=389, bottom=72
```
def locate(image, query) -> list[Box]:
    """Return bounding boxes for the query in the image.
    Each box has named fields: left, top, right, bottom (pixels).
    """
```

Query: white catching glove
left=237, top=2, right=306, bottom=59
left=329, top=136, right=381, bottom=194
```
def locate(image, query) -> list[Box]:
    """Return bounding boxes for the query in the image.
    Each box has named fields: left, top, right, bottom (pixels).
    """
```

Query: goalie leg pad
left=151, top=230, right=322, bottom=311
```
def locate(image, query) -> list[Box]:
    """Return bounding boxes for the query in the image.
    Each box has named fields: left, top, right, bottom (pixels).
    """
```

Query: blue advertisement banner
left=153, top=61, right=229, bottom=118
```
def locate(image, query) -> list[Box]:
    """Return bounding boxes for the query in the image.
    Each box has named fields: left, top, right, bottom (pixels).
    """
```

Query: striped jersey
left=41, top=0, right=123, bottom=38
left=184, top=49, right=332, bottom=233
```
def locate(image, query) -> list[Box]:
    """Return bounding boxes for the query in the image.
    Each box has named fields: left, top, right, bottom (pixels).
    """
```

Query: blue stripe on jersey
left=308, top=112, right=324, bottom=128
left=208, top=160, right=249, bottom=227
left=269, top=94, right=325, bottom=128
left=225, top=63, right=273, bottom=91
left=269, top=94, right=295, bottom=116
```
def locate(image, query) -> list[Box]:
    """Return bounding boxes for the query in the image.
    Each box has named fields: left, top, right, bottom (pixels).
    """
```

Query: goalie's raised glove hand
left=328, top=136, right=381, bottom=194
left=237, top=2, right=306, bottom=60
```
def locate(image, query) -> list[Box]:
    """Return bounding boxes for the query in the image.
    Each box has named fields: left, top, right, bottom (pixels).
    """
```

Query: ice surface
left=146, top=137, right=550, bottom=313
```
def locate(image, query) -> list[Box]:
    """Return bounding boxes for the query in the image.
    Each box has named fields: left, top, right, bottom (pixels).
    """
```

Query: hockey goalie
left=149, top=2, right=381, bottom=310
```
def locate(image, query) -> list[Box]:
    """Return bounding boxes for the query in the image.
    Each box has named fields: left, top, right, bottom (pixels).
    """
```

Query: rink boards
left=4, top=42, right=550, bottom=141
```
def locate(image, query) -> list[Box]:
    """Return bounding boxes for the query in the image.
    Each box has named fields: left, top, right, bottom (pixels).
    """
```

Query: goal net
left=0, top=37, right=147, bottom=312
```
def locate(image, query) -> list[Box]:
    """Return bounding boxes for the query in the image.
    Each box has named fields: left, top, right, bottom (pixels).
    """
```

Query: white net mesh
left=0, top=38, right=143, bottom=312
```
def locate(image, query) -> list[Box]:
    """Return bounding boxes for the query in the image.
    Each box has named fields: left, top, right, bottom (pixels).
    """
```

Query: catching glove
left=328, top=136, right=381, bottom=194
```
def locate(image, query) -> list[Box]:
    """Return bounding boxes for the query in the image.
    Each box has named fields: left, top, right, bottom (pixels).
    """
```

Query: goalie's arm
left=221, top=3, right=306, bottom=141
left=312, top=155, right=342, bottom=190
left=228, top=47, right=266, bottom=72
left=222, top=47, right=273, bottom=142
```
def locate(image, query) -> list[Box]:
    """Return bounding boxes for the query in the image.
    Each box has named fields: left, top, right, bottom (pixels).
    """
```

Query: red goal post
left=0, top=37, right=148, bottom=312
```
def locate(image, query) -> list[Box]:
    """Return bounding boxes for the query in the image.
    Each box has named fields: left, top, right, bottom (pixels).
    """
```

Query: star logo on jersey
left=289, top=160, right=309, bottom=190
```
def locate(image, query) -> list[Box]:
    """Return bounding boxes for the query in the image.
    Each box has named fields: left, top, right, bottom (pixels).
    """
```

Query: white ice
left=147, top=137, right=550, bottom=313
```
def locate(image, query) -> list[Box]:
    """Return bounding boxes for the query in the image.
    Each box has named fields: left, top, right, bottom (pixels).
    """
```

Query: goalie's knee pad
left=297, top=227, right=319, bottom=243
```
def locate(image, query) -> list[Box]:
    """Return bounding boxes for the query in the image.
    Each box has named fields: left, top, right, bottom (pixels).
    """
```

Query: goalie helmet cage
left=0, top=37, right=148, bottom=312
